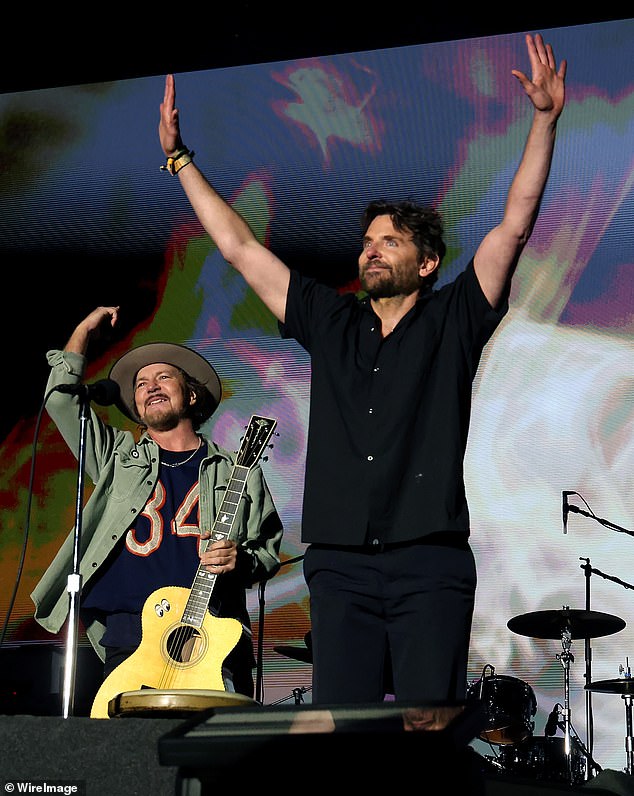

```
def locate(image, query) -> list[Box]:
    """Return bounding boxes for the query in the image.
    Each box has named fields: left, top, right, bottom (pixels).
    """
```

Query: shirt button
left=131, top=450, right=139, bottom=458
left=373, top=367, right=380, bottom=372
left=368, top=408, right=373, bottom=414
left=367, top=455, right=374, bottom=461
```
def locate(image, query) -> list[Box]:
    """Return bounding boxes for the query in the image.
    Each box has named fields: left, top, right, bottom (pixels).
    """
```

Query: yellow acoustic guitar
left=90, top=415, right=277, bottom=719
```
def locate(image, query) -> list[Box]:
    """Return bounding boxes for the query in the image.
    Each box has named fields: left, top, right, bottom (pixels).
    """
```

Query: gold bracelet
left=160, top=149, right=195, bottom=176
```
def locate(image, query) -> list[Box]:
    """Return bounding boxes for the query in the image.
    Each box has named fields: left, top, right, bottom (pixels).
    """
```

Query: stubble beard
left=142, top=404, right=184, bottom=432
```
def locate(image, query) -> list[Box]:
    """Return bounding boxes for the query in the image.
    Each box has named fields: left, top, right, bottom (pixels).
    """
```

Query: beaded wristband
left=160, top=148, right=195, bottom=176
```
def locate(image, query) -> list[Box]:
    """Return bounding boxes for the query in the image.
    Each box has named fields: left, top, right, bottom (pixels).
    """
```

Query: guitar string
left=158, top=423, right=274, bottom=689
left=160, top=479, right=234, bottom=689
left=160, top=459, right=263, bottom=689
left=161, top=535, right=217, bottom=690
left=159, top=438, right=208, bottom=689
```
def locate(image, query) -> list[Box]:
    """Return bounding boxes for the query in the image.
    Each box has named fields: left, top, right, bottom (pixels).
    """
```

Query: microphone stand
left=255, top=580, right=265, bottom=704
left=578, top=560, right=634, bottom=773
left=565, top=493, right=634, bottom=770
left=567, top=503, right=634, bottom=537
left=254, top=552, right=305, bottom=704
left=61, top=393, right=91, bottom=718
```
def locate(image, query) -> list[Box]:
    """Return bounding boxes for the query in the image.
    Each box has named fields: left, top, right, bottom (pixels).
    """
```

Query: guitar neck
left=181, top=464, right=250, bottom=628
left=180, top=415, right=276, bottom=628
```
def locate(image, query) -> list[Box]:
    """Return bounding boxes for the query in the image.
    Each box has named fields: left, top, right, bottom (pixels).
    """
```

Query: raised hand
left=159, top=74, right=186, bottom=157
left=512, top=33, right=566, bottom=117
left=64, top=306, right=119, bottom=355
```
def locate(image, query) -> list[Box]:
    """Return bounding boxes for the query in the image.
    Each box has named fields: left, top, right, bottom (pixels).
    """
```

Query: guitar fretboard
left=182, top=464, right=250, bottom=627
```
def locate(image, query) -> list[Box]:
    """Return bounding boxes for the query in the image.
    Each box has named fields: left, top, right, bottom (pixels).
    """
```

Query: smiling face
left=133, top=362, right=194, bottom=431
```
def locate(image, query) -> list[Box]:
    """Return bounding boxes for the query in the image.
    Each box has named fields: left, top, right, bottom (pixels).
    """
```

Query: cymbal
left=507, top=609, right=625, bottom=640
left=274, top=631, right=313, bottom=664
left=273, top=644, right=312, bottom=664
left=585, top=678, right=634, bottom=695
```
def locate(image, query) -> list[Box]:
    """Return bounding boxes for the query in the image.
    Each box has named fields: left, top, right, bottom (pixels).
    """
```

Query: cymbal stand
left=556, top=625, right=575, bottom=786
left=580, top=557, right=594, bottom=765
left=563, top=724, right=601, bottom=779
left=269, top=686, right=311, bottom=706
left=623, top=694, right=634, bottom=775
left=620, top=661, right=634, bottom=775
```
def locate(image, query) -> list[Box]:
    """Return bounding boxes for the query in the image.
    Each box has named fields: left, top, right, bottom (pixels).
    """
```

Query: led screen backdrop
left=1, top=18, right=633, bottom=772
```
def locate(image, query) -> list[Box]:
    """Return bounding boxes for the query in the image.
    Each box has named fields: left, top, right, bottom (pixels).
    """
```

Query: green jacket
left=31, top=349, right=283, bottom=661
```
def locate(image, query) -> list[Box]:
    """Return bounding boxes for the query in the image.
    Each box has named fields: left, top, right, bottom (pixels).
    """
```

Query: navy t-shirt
left=82, top=443, right=207, bottom=648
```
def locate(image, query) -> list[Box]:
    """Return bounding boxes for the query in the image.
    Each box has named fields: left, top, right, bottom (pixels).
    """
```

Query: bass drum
left=497, top=736, right=586, bottom=784
left=467, top=674, right=537, bottom=745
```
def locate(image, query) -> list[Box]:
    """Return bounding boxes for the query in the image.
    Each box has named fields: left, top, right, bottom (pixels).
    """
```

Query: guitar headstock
left=236, top=415, right=277, bottom=468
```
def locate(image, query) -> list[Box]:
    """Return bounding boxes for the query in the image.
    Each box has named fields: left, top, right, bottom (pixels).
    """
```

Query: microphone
left=544, top=703, right=560, bottom=736
left=562, top=490, right=575, bottom=534
left=56, top=379, right=120, bottom=406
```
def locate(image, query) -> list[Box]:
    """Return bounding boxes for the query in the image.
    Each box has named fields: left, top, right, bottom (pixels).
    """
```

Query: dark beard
left=363, top=280, right=401, bottom=299
left=360, top=268, right=422, bottom=299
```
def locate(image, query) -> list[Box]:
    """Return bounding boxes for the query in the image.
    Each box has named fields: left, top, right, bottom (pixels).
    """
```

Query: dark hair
left=361, top=199, right=446, bottom=287
left=182, top=371, right=218, bottom=430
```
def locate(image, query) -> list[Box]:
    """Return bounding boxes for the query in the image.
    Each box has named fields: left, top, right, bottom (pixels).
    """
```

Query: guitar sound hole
left=166, top=625, right=203, bottom=663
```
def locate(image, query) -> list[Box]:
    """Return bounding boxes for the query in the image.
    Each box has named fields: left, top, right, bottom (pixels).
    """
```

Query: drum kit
left=469, top=606, right=632, bottom=786
left=274, top=608, right=634, bottom=784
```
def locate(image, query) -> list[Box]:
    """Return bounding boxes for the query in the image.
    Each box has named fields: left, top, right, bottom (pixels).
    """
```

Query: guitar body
left=90, top=585, right=243, bottom=718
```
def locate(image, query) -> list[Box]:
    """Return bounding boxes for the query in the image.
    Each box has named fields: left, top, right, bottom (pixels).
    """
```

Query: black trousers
left=303, top=536, right=476, bottom=705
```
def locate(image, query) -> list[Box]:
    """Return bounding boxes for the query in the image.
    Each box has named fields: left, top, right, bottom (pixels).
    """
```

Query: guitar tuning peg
left=262, top=455, right=269, bottom=462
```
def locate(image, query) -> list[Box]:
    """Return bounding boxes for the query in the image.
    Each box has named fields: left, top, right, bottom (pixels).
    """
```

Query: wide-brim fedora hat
left=109, top=342, right=222, bottom=423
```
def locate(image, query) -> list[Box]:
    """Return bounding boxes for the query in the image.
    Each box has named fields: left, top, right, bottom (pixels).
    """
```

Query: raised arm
left=474, top=33, right=567, bottom=309
left=64, top=305, right=120, bottom=356
left=159, top=74, right=290, bottom=322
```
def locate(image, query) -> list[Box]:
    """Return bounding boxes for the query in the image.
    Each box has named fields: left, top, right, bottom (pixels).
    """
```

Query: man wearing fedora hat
left=31, top=305, right=283, bottom=700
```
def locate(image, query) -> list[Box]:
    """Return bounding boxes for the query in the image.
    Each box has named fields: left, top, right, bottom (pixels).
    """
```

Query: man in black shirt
left=156, top=33, right=566, bottom=707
